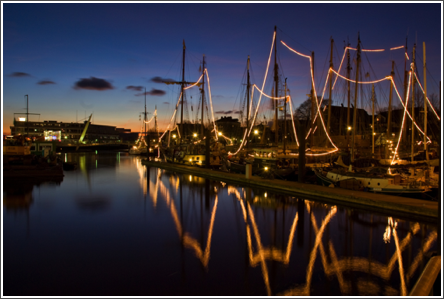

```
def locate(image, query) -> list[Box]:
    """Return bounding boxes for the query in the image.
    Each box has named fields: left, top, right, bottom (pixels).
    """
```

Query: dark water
left=2, top=151, right=438, bottom=296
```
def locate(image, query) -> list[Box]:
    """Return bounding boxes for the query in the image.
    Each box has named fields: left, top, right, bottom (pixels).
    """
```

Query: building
left=215, top=116, right=242, bottom=139
left=10, top=117, right=135, bottom=144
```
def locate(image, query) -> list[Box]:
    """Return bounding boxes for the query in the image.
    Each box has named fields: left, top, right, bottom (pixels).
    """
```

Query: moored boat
left=314, top=166, right=434, bottom=199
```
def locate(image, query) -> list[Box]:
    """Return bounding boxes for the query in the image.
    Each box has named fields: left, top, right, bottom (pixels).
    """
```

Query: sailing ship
left=226, top=27, right=305, bottom=179
left=157, top=40, right=224, bottom=168
left=313, top=36, right=439, bottom=199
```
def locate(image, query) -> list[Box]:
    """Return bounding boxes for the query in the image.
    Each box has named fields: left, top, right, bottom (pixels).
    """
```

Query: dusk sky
left=2, top=2, right=442, bottom=135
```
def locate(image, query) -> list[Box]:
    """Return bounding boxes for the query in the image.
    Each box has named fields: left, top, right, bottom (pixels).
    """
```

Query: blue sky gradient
left=2, top=2, right=442, bottom=135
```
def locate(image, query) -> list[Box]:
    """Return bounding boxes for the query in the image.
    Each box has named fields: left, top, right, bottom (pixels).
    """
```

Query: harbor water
left=3, top=151, right=438, bottom=296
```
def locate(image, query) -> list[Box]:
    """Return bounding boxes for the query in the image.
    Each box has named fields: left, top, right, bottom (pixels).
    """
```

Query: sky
left=2, top=1, right=442, bottom=135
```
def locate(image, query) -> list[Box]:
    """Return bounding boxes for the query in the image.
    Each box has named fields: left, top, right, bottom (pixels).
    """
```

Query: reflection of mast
left=155, top=173, right=218, bottom=269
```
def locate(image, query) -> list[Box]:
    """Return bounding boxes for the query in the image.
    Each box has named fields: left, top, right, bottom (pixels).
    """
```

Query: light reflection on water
left=2, top=152, right=438, bottom=296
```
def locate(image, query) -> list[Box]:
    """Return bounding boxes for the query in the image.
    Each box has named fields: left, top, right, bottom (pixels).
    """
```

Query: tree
left=294, top=98, right=311, bottom=121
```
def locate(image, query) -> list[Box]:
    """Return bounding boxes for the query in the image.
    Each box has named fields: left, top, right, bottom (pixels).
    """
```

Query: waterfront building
left=215, top=116, right=242, bottom=139
left=10, top=117, right=136, bottom=143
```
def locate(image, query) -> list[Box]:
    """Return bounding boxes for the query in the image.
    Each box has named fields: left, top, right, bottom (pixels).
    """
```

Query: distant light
left=254, top=130, right=258, bottom=135
left=264, top=166, right=268, bottom=171
left=264, top=192, right=267, bottom=198
left=218, top=132, right=222, bottom=136
left=193, top=133, right=197, bottom=137
left=347, top=126, right=352, bottom=131
left=19, top=117, right=26, bottom=121
left=173, top=134, right=176, bottom=138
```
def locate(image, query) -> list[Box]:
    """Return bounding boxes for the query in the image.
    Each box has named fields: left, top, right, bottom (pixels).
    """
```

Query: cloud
left=135, top=88, right=166, bottom=96
left=74, top=77, right=114, bottom=90
left=163, top=101, right=170, bottom=105
left=37, top=80, right=56, bottom=85
left=215, top=110, right=241, bottom=115
left=9, top=72, right=31, bottom=77
left=126, top=85, right=144, bottom=91
left=151, top=76, right=176, bottom=84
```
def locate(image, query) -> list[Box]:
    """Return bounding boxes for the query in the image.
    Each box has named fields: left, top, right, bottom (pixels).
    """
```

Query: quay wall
left=142, top=160, right=438, bottom=221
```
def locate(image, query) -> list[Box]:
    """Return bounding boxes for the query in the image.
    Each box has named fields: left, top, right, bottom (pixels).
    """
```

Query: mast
left=327, top=37, right=334, bottom=136
left=310, top=51, right=315, bottom=149
left=25, top=94, right=29, bottom=139
left=423, top=42, right=429, bottom=161
left=201, top=54, right=205, bottom=138
left=371, top=84, right=375, bottom=156
left=246, top=55, right=250, bottom=131
left=351, top=33, right=361, bottom=163
left=180, top=40, right=186, bottom=142
left=387, top=61, right=394, bottom=137
left=346, top=43, right=351, bottom=148
left=284, top=78, right=287, bottom=154
left=155, top=105, right=158, bottom=141
left=144, top=87, right=147, bottom=142
left=274, top=26, right=279, bottom=147
left=402, top=38, right=408, bottom=146
left=411, top=43, right=416, bottom=162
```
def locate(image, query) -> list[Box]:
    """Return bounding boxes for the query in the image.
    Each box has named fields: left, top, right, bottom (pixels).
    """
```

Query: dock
left=142, top=159, right=439, bottom=221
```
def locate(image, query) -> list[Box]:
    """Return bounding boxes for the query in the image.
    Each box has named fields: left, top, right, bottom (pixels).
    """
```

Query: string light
left=229, top=30, right=276, bottom=156
left=390, top=45, right=404, bottom=50
left=361, top=48, right=385, bottom=52
left=330, top=69, right=390, bottom=84
left=184, top=73, right=204, bottom=90
left=253, top=84, right=287, bottom=100
left=159, top=91, right=182, bottom=140
left=390, top=74, right=431, bottom=143
left=281, top=41, right=338, bottom=153
left=287, top=96, right=299, bottom=146
left=204, top=68, right=220, bottom=140
left=389, top=71, right=412, bottom=166
left=143, top=108, right=157, bottom=124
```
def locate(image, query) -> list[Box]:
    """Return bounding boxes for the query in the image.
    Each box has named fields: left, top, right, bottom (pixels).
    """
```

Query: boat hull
left=314, top=168, right=433, bottom=199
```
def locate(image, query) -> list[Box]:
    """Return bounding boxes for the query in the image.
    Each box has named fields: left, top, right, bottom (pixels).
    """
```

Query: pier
left=142, top=159, right=438, bottom=221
